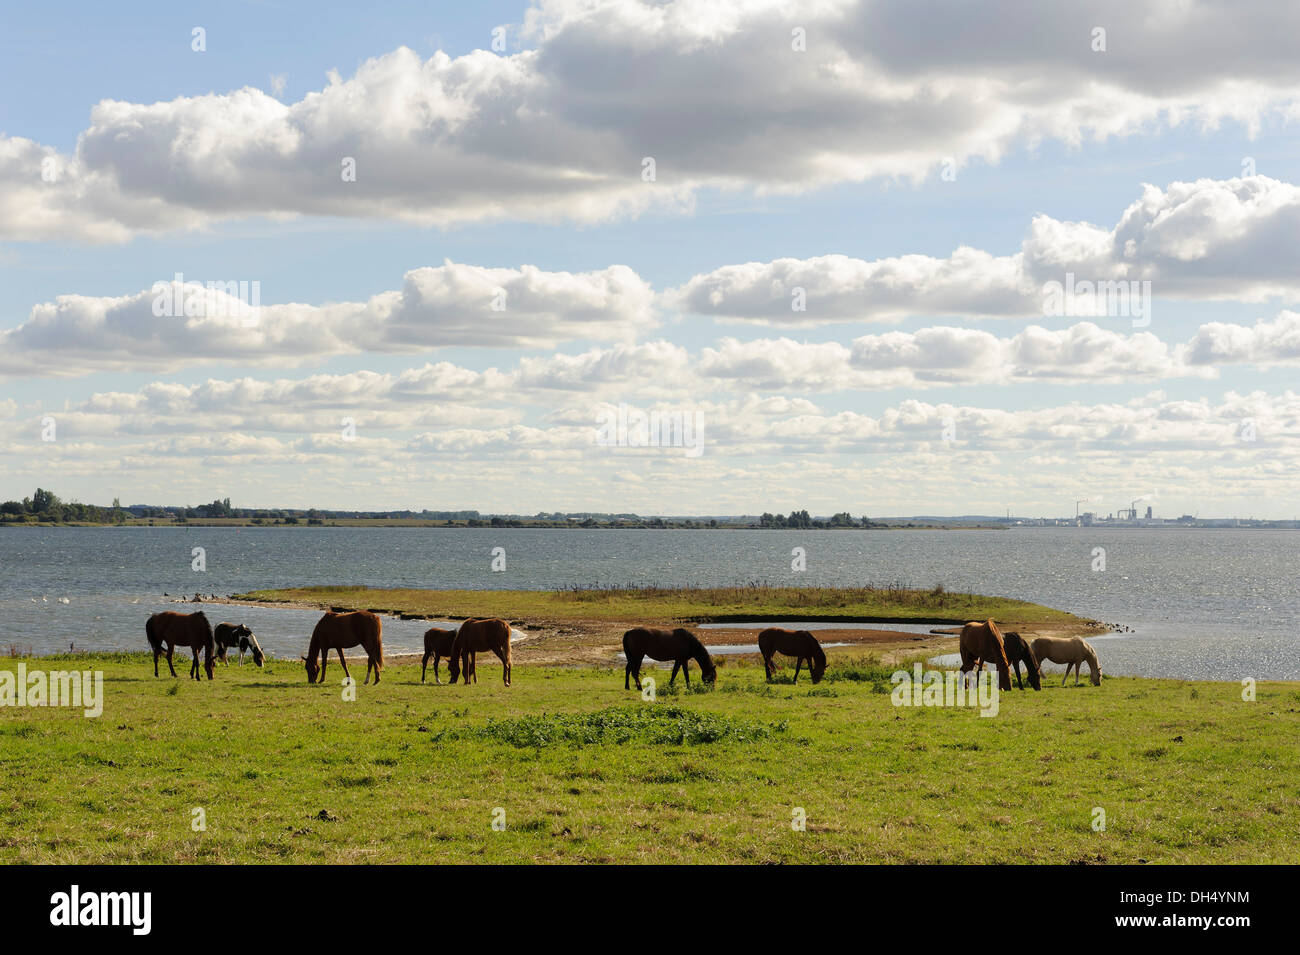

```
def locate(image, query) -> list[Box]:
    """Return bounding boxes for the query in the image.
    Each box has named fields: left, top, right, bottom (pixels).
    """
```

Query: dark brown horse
left=997, top=631, right=1041, bottom=690
left=302, top=611, right=383, bottom=684
left=622, top=627, right=716, bottom=690
left=146, top=610, right=216, bottom=681
left=448, top=618, right=512, bottom=687
left=958, top=619, right=1012, bottom=691
left=420, top=626, right=460, bottom=684
left=214, top=622, right=264, bottom=667
left=758, top=628, right=827, bottom=683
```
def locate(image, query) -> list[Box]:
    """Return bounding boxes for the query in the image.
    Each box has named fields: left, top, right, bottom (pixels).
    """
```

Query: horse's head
left=1004, top=632, right=1041, bottom=690
left=249, top=639, right=265, bottom=667
left=302, top=654, right=318, bottom=683
left=1091, top=663, right=1102, bottom=686
left=799, top=631, right=827, bottom=683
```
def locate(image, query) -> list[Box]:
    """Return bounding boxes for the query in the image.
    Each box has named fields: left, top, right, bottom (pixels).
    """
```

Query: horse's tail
left=986, top=619, right=1011, bottom=689
left=372, top=614, right=384, bottom=669
left=196, top=612, right=215, bottom=664
left=145, top=615, right=161, bottom=652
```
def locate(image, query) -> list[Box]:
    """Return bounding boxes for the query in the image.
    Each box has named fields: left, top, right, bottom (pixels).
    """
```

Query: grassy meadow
left=232, top=583, right=1087, bottom=626
left=2, top=651, right=1297, bottom=864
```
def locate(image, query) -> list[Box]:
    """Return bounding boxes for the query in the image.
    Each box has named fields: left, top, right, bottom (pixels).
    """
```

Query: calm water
left=0, top=526, right=1296, bottom=679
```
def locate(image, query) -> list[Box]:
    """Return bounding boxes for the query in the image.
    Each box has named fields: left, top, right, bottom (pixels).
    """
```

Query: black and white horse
left=214, top=622, right=265, bottom=666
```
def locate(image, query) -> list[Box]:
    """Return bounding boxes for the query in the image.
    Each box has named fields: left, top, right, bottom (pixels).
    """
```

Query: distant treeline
left=0, top=488, right=890, bottom=529
left=0, top=488, right=127, bottom=524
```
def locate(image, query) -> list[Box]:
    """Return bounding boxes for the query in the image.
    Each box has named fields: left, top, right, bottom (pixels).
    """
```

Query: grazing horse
left=302, top=611, right=383, bottom=685
left=420, top=626, right=460, bottom=684
left=146, top=610, right=216, bottom=681
left=622, top=627, right=716, bottom=691
left=447, top=618, right=512, bottom=687
left=1031, top=636, right=1102, bottom=686
left=958, top=619, right=1013, bottom=692
left=214, top=622, right=264, bottom=667
left=758, top=628, right=827, bottom=683
left=987, top=631, right=1040, bottom=691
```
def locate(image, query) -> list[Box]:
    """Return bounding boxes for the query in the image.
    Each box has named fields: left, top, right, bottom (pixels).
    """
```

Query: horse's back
left=425, top=627, right=456, bottom=654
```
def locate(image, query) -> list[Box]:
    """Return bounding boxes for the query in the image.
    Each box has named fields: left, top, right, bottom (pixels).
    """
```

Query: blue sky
left=2, top=1, right=1298, bottom=517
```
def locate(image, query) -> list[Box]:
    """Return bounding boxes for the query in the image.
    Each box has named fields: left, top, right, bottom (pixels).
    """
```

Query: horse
left=214, top=622, right=264, bottom=667
left=447, top=618, right=512, bottom=686
left=758, top=628, right=827, bottom=683
left=991, top=631, right=1040, bottom=690
left=958, top=619, right=1012, bottom=691
left=1031, top=636, right=1102, bottom=685
left=622, top=627, right=716, bottom=691
left=420, top=626, right=460, bottom=684
left=302, top=611, right=383, bottom=685
left=146, top=610, right=216, bottom=681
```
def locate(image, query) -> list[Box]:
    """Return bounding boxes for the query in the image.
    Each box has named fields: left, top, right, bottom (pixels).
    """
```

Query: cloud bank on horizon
left=1, top=0, right=1298, bottom=517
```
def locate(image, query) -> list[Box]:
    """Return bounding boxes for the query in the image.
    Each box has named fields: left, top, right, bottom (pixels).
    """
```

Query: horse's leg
left=1074, top=661, right=1081, bottom=685
left=669, top=661, right=681, bottom=685
left=793, top=658, right=802, bottom=683
left=153, top=646, right=160, bottom=678
left=625, top=658, right=631, bottom=690
left=421, top=651, right=430, bottom=684
left=494, top=646, right=509, bottom=686
left=166, top=645, right=177, bottom=678
left=762, top=651, right=772, bottom=683
left=190, top=647, right=200, bottom=680
left=629, top=654, right=643, bottom=691
left=1012, top=661, right=1023, bottom=690
left=336, top=647, right=352, bottom=684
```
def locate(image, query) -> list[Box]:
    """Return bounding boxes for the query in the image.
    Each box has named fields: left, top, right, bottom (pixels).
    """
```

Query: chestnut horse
left=985, top=631, right=1040, bottom=691
left=622, top=627, right=716, bottom=690
left=448, top=618, right=512, bottom=687
left=758, top=628, right=827, bottom=683
left=958, top=619, right=1012, bottom=691
left=214, top=622, right=264, bottom=667
left=420, top=626, right=460, bottom=684
left=146, top=610, right=216, bottom=681
left=303, top=611, right=383, bottom=685
left=1032, top=636, right=1102, bottom=685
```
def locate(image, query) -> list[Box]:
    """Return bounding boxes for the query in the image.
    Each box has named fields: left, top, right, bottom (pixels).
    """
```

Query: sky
left=1, top=0, right=1298, bottom=518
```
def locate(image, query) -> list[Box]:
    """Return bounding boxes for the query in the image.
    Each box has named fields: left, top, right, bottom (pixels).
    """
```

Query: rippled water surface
left=1, top=526, right=1295, bottom=679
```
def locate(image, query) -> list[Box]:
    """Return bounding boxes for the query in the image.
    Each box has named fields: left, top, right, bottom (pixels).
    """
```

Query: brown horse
left=447, top=618, right=512, bottom=687
left=146, top=610, right=216, bottom=681
left=420, top=626, right=460, bottom=684
left=758, top=628, right=827, bottom=683
left=992, top=631, right=1040, bottom=691
left=302, top=611, right=383, bottom=684
left=622, top=627, right=716, bottom=690
left=958, top=619, right=1012, bottom=691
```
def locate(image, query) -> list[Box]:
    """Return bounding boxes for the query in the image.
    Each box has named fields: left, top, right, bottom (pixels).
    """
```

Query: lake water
left=0, top=526, right=1295, bottom=679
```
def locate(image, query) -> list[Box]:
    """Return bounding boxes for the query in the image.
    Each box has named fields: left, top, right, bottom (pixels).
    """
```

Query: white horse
left=1030, top=636, right=1101, bottom=685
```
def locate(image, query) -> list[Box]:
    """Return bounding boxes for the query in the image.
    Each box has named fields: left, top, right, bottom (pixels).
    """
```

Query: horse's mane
left=806, top=633, right=827, bottom=670
left=677, top=630, right=715, bottom=672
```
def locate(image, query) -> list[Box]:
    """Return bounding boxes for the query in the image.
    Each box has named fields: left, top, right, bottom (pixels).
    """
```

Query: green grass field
left=232, top=583, right=1087, bottom=625
left=3, top=652, right=1296, bottom=863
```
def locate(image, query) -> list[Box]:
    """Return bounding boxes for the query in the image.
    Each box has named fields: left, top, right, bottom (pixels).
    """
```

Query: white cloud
left=5, top=1, right=1300, bottom=241
left=671, top=177, right=1300, bottom=324
left=0, top=261, right=655, bottom=377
